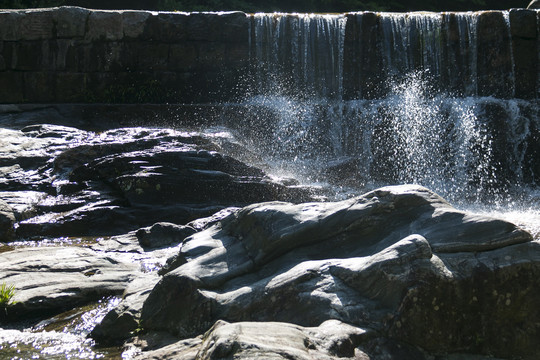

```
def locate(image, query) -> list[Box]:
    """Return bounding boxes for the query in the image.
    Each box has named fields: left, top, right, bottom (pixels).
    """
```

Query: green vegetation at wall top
left=0, top=0, right=530, bottom=12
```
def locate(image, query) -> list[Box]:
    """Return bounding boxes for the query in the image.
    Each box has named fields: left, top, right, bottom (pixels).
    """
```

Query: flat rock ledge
left=95, top=184, right=540, bottom=359
left=0, top=246, right=139, bottom=320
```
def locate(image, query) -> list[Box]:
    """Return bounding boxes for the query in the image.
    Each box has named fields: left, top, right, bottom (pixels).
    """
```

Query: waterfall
left=242, top=11, right=538, bottom=205
left=250, top=11, right=522, bottom=98
left=454, top=13, right=478, bottom=95
left=503, top=11, right=517, bottom=98
left=379, top=13, right=444, bottom=80
left=251, top=13, right=346, bottom=99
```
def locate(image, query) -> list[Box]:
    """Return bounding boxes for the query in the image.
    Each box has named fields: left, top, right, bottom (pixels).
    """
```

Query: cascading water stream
left=241, top=11, right=539, bottom=217
left=454, top=12, right=478, bottom=95
left=379, top=13, right=444, bottom=80
left=503, top=11, right=517, bottom=98
left=251, top=13, right=346, bottom=99
left=0, top=297, right=122, bottom=359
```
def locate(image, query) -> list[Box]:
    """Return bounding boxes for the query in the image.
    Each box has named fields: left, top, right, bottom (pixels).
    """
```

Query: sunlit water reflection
left=0, top=298, right=122, bottom=360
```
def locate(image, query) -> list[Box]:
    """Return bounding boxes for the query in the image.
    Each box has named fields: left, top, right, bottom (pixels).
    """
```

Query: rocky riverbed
left=1, top=107, right=540, bottom=359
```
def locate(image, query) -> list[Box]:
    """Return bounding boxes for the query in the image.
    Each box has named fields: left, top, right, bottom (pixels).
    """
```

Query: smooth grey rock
left=91, top=232, right=144, bottom=254
left=0, top=246, right=138, bottom=320
left=89, top=230, right=182, bottom=273
left=134, top=320, right=430, bottom=360
left=137, top=185, right=537, bottom=358
left=136, top=222, right=196, bottom=249
left=195, top=320, right=369, bottom=360
left=389, top=238, right=540, bottom=356
left=186, top=207, right=240, bottom=231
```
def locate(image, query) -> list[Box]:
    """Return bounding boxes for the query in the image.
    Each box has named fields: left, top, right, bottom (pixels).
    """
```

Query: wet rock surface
left=136, top=222, right=197, bottom=249
left=0, top=122, right=313, bottom=239
left=1, top=114, right=539, bottom=359
left=0, top=116, right=315, bottom=355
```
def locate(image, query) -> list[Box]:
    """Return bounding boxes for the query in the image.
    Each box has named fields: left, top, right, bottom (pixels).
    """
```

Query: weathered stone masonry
left=0, top=7, right=537, bottom=103
left=0, top=7, right=250, bottom=103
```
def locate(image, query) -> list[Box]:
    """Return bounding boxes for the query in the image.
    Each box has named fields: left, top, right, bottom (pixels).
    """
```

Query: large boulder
left=128, top=185, right=538, bottom=358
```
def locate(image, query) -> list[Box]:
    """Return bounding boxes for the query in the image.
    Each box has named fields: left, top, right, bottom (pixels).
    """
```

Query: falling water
left=243, top=11, right=539, bottom=210
left=379, top=13, right=444, bottom=79
left=453, top=12, right=478, bottom=95
left=251, top=13, right=346, bottom=99
left=503, top=11, right=517, bottom=98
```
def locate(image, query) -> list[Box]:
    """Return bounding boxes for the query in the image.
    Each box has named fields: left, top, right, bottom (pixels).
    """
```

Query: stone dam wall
left=0, top=7, right=538, bottom=104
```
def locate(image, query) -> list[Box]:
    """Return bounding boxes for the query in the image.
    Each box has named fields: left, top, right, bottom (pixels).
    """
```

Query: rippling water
left=0, top=297, right=122, bottom=360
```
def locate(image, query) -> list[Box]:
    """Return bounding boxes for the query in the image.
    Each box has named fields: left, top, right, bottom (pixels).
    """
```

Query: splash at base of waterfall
left=238, top=73, right=537, bottom=201
left=221, top=70, right=540, bottom=242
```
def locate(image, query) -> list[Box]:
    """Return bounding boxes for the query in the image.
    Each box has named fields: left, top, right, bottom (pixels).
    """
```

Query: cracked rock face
left=132, top=185, right=539, bottom=359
